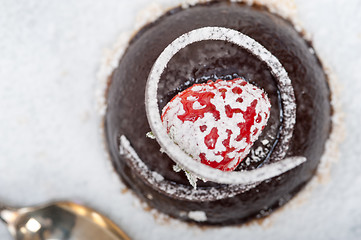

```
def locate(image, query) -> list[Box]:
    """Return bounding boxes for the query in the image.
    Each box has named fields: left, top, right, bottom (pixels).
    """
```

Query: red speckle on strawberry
left=256, top=114, right=262, bottom=123
left=236, top=97, right=243, bottom=103
left=218, top=88, right=227, bottom=99
left=204, top=127, right=219, bottom=149
left=235, top=99, right=258, bottom=144
left=161, top=78, right=271, bottom=172
left=224, top=104, right=242, bottom=118
left=199, top=125, right=207, bottom=132
left=177, top=91, right=220, bottom=122
left=232, top=86, right=243, bottom=94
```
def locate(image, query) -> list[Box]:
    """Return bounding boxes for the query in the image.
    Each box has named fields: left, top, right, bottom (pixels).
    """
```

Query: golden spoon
left=0, top=201, right=130, bottom=240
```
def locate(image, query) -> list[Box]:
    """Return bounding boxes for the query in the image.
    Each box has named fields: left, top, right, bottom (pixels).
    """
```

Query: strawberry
left=161, top=78, right=271, bottom=171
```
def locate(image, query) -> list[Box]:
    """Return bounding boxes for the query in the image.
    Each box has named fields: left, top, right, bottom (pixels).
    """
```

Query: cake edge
left=95, top=0, right=344, bottom=224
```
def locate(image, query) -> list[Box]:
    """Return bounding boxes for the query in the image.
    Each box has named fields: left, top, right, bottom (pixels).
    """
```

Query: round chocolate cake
left=104, top=1, right=331, bottom=225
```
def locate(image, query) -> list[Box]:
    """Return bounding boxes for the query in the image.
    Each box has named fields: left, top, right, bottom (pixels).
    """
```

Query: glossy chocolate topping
left=105, top=1, right=331, bottom=225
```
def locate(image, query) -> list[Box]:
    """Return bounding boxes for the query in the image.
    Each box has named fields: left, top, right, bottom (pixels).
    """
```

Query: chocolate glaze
left=105, top=1, right=331, bottom=225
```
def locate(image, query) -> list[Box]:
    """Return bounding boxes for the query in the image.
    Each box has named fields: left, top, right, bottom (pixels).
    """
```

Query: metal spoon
left=0, top=201, right=130, bottom=240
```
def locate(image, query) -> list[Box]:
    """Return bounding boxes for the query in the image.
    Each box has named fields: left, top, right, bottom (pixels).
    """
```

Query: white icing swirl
left=145, top=27, right=303, bottom=184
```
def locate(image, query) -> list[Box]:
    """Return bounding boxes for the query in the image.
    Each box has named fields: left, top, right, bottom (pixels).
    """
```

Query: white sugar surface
left=0, top=0, right=360, bottom=240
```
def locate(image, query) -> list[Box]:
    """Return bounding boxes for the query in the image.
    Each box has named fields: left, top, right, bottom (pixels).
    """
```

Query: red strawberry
left=161, top=78, right=271, bottom=171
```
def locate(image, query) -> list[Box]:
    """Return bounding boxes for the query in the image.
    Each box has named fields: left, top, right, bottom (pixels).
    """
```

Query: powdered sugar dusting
left=315, top=65, right=345, bottom=183
left=134, top=3, right=164, bottom=32
left=161, top=78, right=271, bottom=171
left=96, top=32, right=131, bottom=116
left=145, top=26, right=299, bottom=184
left=119, top=135, right=259, bottom=201
left=188, top=211, right=207, bottom=222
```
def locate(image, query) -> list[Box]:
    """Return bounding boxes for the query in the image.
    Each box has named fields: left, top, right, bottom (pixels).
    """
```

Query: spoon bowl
left=0, top=201, right=130, bottom=240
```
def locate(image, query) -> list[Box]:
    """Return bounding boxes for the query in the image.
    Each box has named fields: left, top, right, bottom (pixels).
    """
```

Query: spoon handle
left=0, top=203, right=17, bottom=225
left=0, top=203, right=9, bottom=223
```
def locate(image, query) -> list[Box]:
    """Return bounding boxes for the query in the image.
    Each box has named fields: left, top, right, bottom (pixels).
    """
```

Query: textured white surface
left=0, top=0, right=360, bottom=240
left=162, top=78, right=271, bottom=168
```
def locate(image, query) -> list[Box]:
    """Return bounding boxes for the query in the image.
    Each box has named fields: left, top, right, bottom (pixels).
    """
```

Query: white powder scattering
left=314, top=66, right=345, bottom=183
left=152, top=171, right=164, bottom=182
left=188, top=211, right=207, bottom=222
left=134, top=3, right=164, bottom=31
left=96, top=32, right=131, bottom=116
left=119, top=135, right=259, bottom=201
left=182, top=0, right=213, bottom=8
left=146, top=193, right=154, bottom=200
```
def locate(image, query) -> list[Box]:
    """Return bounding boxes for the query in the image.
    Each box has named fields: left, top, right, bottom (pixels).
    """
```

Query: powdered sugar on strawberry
left=161, top=78, right=271, bottom=171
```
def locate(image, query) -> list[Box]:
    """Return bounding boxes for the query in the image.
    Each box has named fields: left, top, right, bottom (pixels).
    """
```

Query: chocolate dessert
left=104, top=1, right=331, bottom=225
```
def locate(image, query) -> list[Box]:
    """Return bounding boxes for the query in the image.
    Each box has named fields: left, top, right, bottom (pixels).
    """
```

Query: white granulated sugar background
left=0, top=0, right=360, bottom=239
